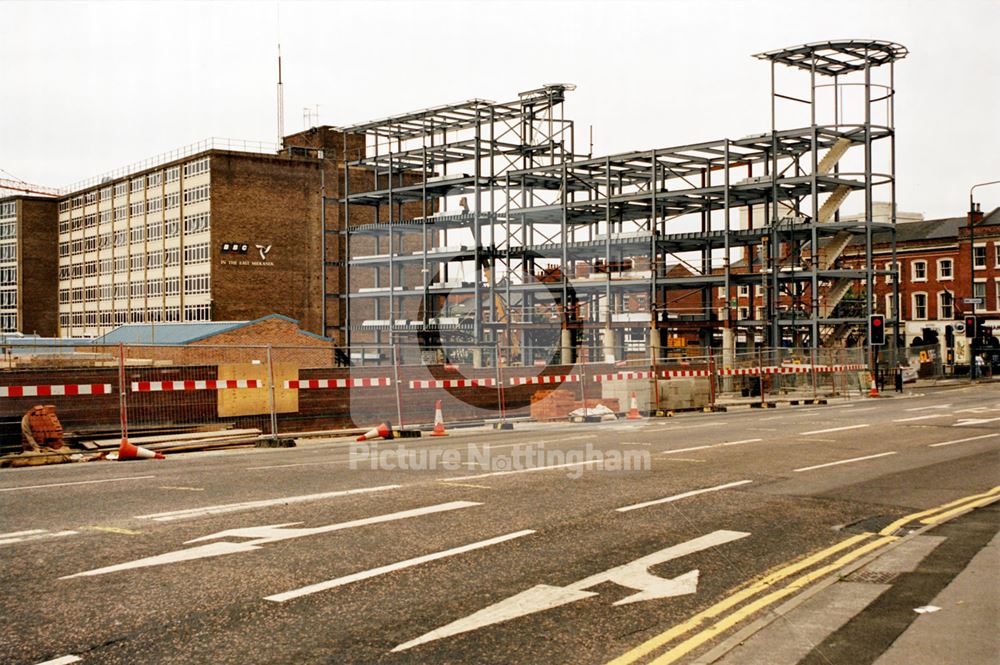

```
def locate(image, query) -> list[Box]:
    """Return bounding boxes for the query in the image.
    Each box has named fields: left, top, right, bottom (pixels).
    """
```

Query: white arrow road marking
left=616, top=480, right=753, bottom=513
left=392, top=529, right=750, bottom=652
left=133, top=484, right=401, bottom=521
left=61, top=501, right=479, bottom=579
left=953, top=417, right=1000, bottom=427
left=0, top=529, right=79, bottom=546
left=265, top=529, right=535, bottom=603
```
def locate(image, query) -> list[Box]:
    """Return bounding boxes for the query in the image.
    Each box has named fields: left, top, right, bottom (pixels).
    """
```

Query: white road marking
left=392, top=530, right=750, bottom=652
left=443, top=460, right=603, bottom=482
left=64, top=501, right=479, bottom=578
left=800, top=424, right=870, bottom=436
left=658, top=439, right=762, bottom=457
left=929, top=433, right=1000, bottom=448
left=0, top=476, right=155, bottom=493
left=848, top=407, right=878, bottom=413
left=616, top=480, right=754, bottom=513
left=0, top=529, right=46, bottom=539
left=0, top=529, right=79, bottom=546
left=793, top=451, right=897, bottom=472
left=893, top=415, right=946, bottom=423
left=905, top=404, right=950, bottom=411
left=133, top=484, right=401, bottom=521
left=953, top=417, right=1000, bottom=427
left=265, top=529, right=535, bottom=603
left=955, top=407, right=996, bottom=414
left=35, top=656, right=82, bottom=665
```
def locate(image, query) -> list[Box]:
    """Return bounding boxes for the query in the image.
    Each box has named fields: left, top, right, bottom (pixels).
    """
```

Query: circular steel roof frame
left=754, top=40, right=908, bottom=76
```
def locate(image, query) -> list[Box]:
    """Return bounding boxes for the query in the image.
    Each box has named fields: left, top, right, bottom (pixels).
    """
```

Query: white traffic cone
left=431, top=400, right=448, bottom=436
left=627, top=391, right=642, bottom=420
left=357, top=421, right=393, bottom=441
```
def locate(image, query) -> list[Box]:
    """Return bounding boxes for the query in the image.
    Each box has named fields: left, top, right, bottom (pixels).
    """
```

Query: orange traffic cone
left=869, top=374, right=879, bottom=398
left=357, top=421, right=393, bottom=442
left=431, top=400, right=448, bottom=436
left=115, top=437, right=165, bottom=461
left=627, top=392, right=642, bottom=420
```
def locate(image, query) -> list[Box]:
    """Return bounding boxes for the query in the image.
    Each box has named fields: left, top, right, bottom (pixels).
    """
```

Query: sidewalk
left=697, top=502, right=999, bottom=665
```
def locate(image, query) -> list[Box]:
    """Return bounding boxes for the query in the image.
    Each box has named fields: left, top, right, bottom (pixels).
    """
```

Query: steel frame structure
left=340, top=41, right=906, bottom=364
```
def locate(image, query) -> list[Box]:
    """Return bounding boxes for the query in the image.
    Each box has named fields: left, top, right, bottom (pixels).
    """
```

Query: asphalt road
left=1, top=383, right=998, bottom=665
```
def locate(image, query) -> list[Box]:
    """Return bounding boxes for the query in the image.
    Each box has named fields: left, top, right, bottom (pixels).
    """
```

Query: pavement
left=0, top=381, right=998, bottom=664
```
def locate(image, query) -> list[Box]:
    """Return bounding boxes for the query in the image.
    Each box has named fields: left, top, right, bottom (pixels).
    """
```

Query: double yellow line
left=607, top=485, right=1000, bottom=665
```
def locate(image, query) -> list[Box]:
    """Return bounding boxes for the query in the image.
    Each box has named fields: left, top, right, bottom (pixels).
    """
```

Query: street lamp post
left=968, top=180, right=1000, bottom=379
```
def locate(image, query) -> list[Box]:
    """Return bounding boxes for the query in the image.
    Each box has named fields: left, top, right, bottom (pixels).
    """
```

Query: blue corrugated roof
left=91, top=322, right=246, bottom=345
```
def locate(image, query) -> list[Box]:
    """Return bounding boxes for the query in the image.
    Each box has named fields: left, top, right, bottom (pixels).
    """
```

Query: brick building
left=0, top=196, right=60, bottom=336
left=1, top=128, right=376, bottom=343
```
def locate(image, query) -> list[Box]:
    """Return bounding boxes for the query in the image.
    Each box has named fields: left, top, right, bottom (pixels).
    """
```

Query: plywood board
left=217, top=363, right=299, bottom=417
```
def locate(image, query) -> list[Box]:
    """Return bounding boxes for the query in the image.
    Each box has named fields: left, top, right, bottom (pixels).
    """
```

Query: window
left=974, top=281, right=986, bottom=311
left=184, top=273, right=210, bottom=295
left=165, top=217, right=180, bottom=238
left=974, top=244, right=986, bottom=269
left=148, top=171, right=162, bottom=188
left=114, top=181, right=127, bottom=197
left=99, top=257, right=112, bottom=273
left=130, top=225, right=145, bottom=244
left=148, top=279, right=162, bottom=297
left=738, top=306, right=750, bottom=320
left=911, top=260, right=927, bottom=282
left=912, top=293, right=928, bottom=320
left=996, top=279, right=1000, bottom=312
left=59, top=289, right=70, bottom=304
left=165, top=276, right=180, bottom=296
left=0, top=222, right=14, bottom=239
left=165, top=247, right=180, bottom=267
left=84, top=191, right=97, bottom=205
left=130, top=200, right=144, bottom=217
left=886, top=262, right=896, bottom=284
left=183, top=211, right=210, bottom=234
left=114, top=229, right=127, bottom=247
left=165, top=166, right=180, bottom=184
left=996, top=246, right=1000, bottom=268
left=146, top=196, right=162, bottom=214
left=114, top=256, right=128, bottom=273
left=130, top=281, right=145, bottom=297
left=100, top=209, right=112, bottom=225
left=165, top=305, right=180, bottom=321
left=938, top=291, right=953, bottom=320
left=183, top=303, right=211, bottom=321
left=147, top=219, right=162, bottom=241
left=59, top=241, right=71, bottom=257
left=131, top=176, right=144, bottom=193
left=738, top=284, right=750, bottom=297
left=84, top=214, right=96, bottom=229
left=165, top=192, right=180, bottom=210
left=100, top=284, right=112, bottom=300
left=184, top=242, right=210, bottom=264
left=100, top=186, right=112, bottom=201
left=0, top=244, right=17, bottom=261
left=885, top=293, right=894, bottom=317
left=114, top=283, right=127, bottom=299
left=130, top=253, right=144, bottom=271
left=183, top=184, right=210, bottom=205
left=147, top=250, right=163, bottom=269
left=84, top=261, right=97, bottom=277
left=937, top=259, right=953, bottom=281
left=183, top=157, right=210, bottom=178
left=114, top=205, right=126, bottom=221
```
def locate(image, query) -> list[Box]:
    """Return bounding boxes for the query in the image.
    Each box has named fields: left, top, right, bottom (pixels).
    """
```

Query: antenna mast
left=277, top=44, right=285, bottom=143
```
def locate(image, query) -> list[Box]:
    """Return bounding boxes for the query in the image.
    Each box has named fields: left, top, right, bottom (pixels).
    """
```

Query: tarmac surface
left=1, top=382, right=998, bottom=664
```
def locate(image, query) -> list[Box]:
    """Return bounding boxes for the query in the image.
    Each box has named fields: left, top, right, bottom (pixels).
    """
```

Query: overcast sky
left=2, top=0, right=997, bottom=218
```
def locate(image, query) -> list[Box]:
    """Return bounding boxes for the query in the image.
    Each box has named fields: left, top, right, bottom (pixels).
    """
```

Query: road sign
left=963, top=298, right=983, bottom=305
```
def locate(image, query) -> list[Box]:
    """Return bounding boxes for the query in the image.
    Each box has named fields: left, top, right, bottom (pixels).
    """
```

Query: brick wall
left=17, top=197, right=59, bottom=336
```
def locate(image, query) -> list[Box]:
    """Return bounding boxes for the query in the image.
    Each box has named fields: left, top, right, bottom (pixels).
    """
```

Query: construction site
left=340, top=40, right=906, bottom=368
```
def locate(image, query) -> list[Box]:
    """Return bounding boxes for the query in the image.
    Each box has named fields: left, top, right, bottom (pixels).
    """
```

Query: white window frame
left=936, top=258, right=953, bottom=281
left=974, top=279, right=986, bottom=312
left=912, top=292, right=928, bottom=321
left=937, top=291, right=953, bottom=320
left=974, top=243, right=987, bottom=270
left=911, top=260, right=927, bottom=282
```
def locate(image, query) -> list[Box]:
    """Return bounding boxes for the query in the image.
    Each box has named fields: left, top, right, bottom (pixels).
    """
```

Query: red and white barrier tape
left=409, top=378, right=496, bottom=389
left=762, top=366, right=811, bottom=375
left=509, top=375, right=581, bottom=386
left=131, top=380, right=262, bottom=392
left=662, top=369, right=713, bottom=378
left=0, top=384, right=113, bottom=398
left=284, top=378, right=392, bottom=389
left=717, top=368, right=761, bottom=376
left=593, top=371, right=654, bottom=382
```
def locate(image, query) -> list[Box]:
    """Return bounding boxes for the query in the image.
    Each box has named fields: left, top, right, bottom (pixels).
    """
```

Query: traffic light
left=870, top=314, right=886, bottom=345
left=965, top=315, right=978, bottom=338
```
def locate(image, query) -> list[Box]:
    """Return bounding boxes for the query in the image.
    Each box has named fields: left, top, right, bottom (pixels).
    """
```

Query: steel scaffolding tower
left=340, top=41, right=906, bottom=365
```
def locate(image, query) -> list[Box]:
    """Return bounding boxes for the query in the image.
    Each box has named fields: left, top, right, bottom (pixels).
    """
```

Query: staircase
left=820, top=322, right=853, bottom=346
left=819, top=230, right=853, bottom=270
left=819, top=278, right=853, bottom=317
left=817, top=138, right=852, bottom=175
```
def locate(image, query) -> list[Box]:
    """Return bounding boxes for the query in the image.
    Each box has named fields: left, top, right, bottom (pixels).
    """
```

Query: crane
left=0, top=178, right=60, bottom=198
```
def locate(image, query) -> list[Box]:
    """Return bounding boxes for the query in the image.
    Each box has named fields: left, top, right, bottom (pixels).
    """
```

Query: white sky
left=2, top=0, right=998, bottom=218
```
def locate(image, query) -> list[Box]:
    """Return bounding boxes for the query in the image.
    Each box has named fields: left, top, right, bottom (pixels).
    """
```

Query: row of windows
left=59, top=302, right=209, bottom=328
left=58, top=158, right=209, bottom=215
left=0, top=267, right=16, bottom=284
left=0, top=201, right=16, bottom=218
left=60, top=214, right=197, bottom=255
left=0, top=313, right=15, bottom=331
left=0, top=244, right=15, bottom=262
left=0, top=222, right=14, bottom=239
left=59, top=274, right=208, bottom=303
left=183, top=184, right=210, bottom=205
left=0, top=290, right=15, bottom=308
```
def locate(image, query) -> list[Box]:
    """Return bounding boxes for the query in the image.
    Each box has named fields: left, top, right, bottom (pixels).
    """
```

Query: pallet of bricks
left=529, top=386, right=619, bottom=421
